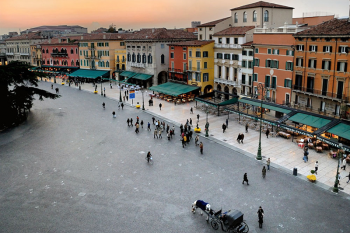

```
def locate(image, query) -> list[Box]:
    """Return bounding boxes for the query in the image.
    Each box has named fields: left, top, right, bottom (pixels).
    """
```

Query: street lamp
left=100, top=76, right=103, bottom=96
left=256, top=83, right=266, bottom=160
left=333, top=143, right=343, bottom=193
left=205, top=104, right=209, bottom=137
left=141, top=86, right=145, bottom=110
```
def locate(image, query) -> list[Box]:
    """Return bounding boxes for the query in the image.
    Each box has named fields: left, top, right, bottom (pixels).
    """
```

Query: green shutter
left=291, top=62, right=293, bottom=71
left=276, top=61, right=279, bottom=69
left=265, top=60, right=268, bottom=67
left=292, top=51, right=294, bottom=56
left=286, top=61, right=288, bottom=70
left=277, top=50, right=280, bottom=55
left=286, top=50, right=289, bottom=56
left=284, top=79, right=287, bottom=87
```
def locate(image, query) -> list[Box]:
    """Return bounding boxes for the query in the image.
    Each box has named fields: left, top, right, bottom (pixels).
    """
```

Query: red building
left=167, top=41, right=189, bottom=84
left=40, top=36, right=81, bottom=73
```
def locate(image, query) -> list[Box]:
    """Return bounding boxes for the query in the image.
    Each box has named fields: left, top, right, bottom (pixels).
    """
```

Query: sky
left=0, top=0, right=349, bottom=35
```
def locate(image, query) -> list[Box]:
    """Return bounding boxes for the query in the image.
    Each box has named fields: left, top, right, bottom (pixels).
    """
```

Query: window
left=242, top=60, right=247, bottom=68
left=271, top=76, right=277, bottom=88
left=132, top=53, right=136, bottom=62
left=309, top=45, right=318, bottom=52
left=234, top=13, right=238, bottom=23
left=286, top=50, right=294, bottom=56
left=209, top=27, right=213, bottom=31
left=253, top=11, right=257, bottom=22
left=255, top=48, right=259, bottom=53
left=171, top=62, right=174, bottom=71
left=337, top=81, right=344, bottom=99
left=120, top=42, right=125, bottom=46
left=297, top=45, right=304, bottom=51
left=284, top=79, right=292, bottom=88
left=224, top=54, right=230, bottom=59
left=286, top=62, right=293, bottom=71
left=273, top=49, right=279, bottom=55
left=218, top=38, right=222, bottom=44
left=323, top=46, right=332, bottom=53
left=217, top=53, right=223, bottom=59
left=248, top=61, right=253, bottom=68
left=142, top=54, right=146, bottom=63
left=196, top=51, right=201, bottom=58
left=337, top=61, right=348, bottom=72
left=248, top=51, right=253, bottom=56
left=203, top=51, right=208, bottom=57
left=204, top=62, right=207, bottom=69
left=267, top=48, right=271, bottom=54
left=322, top=60, right=331, bottom=70
left=183, top=53, right=186, bottom=60
left=196, top=73, right=201, bottom=82
left=199, top=28, right=202, bottom=31
left=149, top=46, right=152, bottom=49
left=161, top=44, right=165, bottom=49
left=264, top=10, right=269, bottom=22
left=105, top=43, right=109, bottom=47
left=127, top=53, right=131, bottom=62
left=148, top=54, right=152, bottom=64
left=197, top=61, right=200, bottom=71
left=254, top=58, right=259, bottom=66
left=209, top=35, right=213, bottom=40
left=242, top=50, right=247, bottom=56
left=199, top=35, right=203, bottom=40
left=322, top=79, right=328, bottom=96
left=71, top=60, right=74, bottom=66
left=183, top=47, right=186, bottom=50
left=243, top=12, right=247, bottom=22
left=161, top=54, right=165, bottom=64
left=106, top=61, right=109, bottom=67
left=189, top=60, right=192, bottom=70
left=265, top=75, right=270, bottom=87
left=170, top=52, right=174, bottom=59
left=266, top=59, right=271, bottom=68
left=242, top=74, right=246, bottom=84
left=137, top=53, right=141, bottom=63
left=183, top=63, right=187, bottom=72
left=339, top=46, right=349, bottom=54
left=232, top=54, right=239, bottom=60
left=189, top=50, right=192, bottom=57
left=296, top=58, right=304, bottom=67
left=203, top=73, right=209, bottom=82
left=253, top=74, right=258, bottom=82
left=226, top=38, right=230, bottom=44
left=170, top=46, right=174, bottom=50
left=234, top=38, right=238, bottom=44
left=308, top=59, right=317, bottom=69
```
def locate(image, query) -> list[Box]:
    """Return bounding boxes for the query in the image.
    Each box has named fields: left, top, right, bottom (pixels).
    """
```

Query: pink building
left=40, top=36, right=81, bottom=74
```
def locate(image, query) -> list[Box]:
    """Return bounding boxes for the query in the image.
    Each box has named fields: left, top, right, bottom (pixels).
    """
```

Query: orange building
left=293, top=18, right=350, bottom=118
left=292, top=15, right=334, bottom=26
left=252, top=27, right=299, bottom=105
left=167, top=41, right=189, bottom=83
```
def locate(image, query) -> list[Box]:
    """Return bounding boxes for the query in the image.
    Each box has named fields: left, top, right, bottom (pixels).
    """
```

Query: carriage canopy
left=226, top=210, right=244, bottom=228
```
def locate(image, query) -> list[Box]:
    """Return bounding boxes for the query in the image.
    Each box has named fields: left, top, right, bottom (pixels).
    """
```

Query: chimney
left=103, top=34, right=106, bottom=39
left=58, top=38, right=61, bottom=43
left=81, top=36, right=84, bottom=40
left=49, top=38, right=51, bottom=44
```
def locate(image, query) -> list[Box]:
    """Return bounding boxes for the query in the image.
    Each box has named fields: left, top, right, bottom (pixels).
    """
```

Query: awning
left=288, top=113, right=331, bottom=128
left=120, top=71, right=138, bottom=78
left=219, top=97, right=239, bottom=106
left=69, top=69, right=109, bottom=79
left=41, top=65, right=78, bottom=69
left=327, top=123, right=350, bottom=140
left=149, top=82, right=200, bottom=96
left=239, top=98, right=291, bottom=114
left=132, top=73, right=153, bottom=80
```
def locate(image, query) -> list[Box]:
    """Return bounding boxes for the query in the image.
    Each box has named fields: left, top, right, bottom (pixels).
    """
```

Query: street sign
left=129, top=90, right=135, bottom=99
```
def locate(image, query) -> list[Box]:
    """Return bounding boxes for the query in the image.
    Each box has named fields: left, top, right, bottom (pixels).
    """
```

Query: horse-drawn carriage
left=192, top=200, right=249, bottom=233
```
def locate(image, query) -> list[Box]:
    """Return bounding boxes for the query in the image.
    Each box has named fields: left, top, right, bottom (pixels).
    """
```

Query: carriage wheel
left=228, top=229, right=236, bottom=233
left=210, top=219, right=220, bottom=230
left=240, top=222, right=249, bottom=233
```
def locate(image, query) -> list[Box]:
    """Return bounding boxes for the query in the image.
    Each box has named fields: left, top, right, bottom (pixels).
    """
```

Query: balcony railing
left=168, top=68, right=186, bottom=73
left=88, top=46, right=95, bottom=51
left=130, top=62, right=145, bottom=68
left=214, top=43, right=241, bottom=49
left=292, top=85, right=348, bottom=102
left=51, top=52, right=68, bottom=57
left=85, top=54, right=96, bottom=59
left=214, top=77, right=239, bottom=86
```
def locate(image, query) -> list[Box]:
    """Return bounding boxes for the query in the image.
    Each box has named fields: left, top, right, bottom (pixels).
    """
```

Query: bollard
left=293, top=167, right=297, bottom=176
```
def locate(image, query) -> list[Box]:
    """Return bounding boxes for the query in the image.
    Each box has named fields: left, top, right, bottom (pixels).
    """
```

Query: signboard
left=129, top=90, right=135, bottom=99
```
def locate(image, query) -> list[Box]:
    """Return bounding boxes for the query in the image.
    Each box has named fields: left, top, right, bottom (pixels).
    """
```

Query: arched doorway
left=232, top=88, right=238, bottom=96
left=224, top=86, right=230, bottom=100
left=157, top=71, right=167, bottom=85
left=216, top=84, right=222, bottom=98
left=204, top=85, right=213, bottom=94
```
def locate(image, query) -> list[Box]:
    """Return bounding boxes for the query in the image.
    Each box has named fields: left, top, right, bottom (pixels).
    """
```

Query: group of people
left=236, top=133, right=244, bottom=144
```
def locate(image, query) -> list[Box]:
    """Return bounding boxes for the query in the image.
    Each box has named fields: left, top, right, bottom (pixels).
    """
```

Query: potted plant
left=307, top=170, right=316, bottom=183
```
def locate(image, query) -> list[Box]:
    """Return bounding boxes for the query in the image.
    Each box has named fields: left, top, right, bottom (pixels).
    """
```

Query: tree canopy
left=0, top=61, right=60, bottom=129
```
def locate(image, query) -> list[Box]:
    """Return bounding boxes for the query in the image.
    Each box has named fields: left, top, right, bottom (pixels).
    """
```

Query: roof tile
left=295, top=18, right=350, bottom=36
left=197, top=17, right=231, bottom=27
left=125, top=28, right=196, bottom=40
left=168, top=40, right=214, bottom=47
left=230, top=1, right=293, bottom=11
left=213, top=26, right=255, bottom=36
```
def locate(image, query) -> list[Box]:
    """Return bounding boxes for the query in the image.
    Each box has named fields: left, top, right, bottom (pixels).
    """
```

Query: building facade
left=197, top=17, right=231, bottom=41
left=293, top=18, right=350, bottom=118
left=30, top=44, right=42, bottom=67
left=0, top=41, right=6, bottom=65
left=115, top=49, right=126, bottom=80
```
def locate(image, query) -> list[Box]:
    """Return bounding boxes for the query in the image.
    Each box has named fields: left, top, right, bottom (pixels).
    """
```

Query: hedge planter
left=61, top=82, right=65, bottom=85
left=94, top=91, right=98, bottom=94
left=194, top=127, right=201, bottom=133
left=136, top=104, right=141, bottom=109
left=307, top=174, right=316, bottom=183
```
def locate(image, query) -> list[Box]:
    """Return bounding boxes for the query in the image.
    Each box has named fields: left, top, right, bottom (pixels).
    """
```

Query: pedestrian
left=194, top=135, right=199, bottom=146
left=222, top=123, right=226, bottom=133
left=199, top=142, right=203, bottom=154
left=167, top=132, right=170, bottom=141
left=121, top=103, right=124, bottom=110
left=346, top=172, right=350, bottom=183
left=170, top=129, right=173, bottom=139
left=141, top=120, right=144, bottom=128
left=123, top=96, right=125, bottom=102
left=152, top=117, right=155, bottom=125
left=112, top=111, right=116, bottom=118
left=154, top=128, right=158, bottom=139
left=147, top=122, right=151, bottom=131
left=266, top=129, right=270, bottom=138
left=136, top=116, right=139, bottom=123
left=159, top=103, right=162, bottom=110
left=245, top=123, right=249, bottom=133
left=155, top=121, right=158, bottom=129
left=242, top=173, right=249, bottom=185
left=315, top=161, right=318, bottom=174
left=240, top=134, right=244, bottom=143
left=51, top=84, right=53, bottom=89
left=172, top=125, right=175, bottom=135
left=226, top=118, right=228, bottom=128
left=125, top=90, right=126, bottom=96
left=110, top=83, right=112, bottom=89
left=341, top=158, right=347, bottom=170
left=190, top=107, right=193, bottom=114
left=183, top=135, right=187, bottom=146
left=197, top=114, right=200, bottom=121
left=130, top=118, right=133, bottom=127
left=190, top=118, right=192, bottom=126
left=262, top=166, right=266, bottom=178
left=257, top=206, right=264, bottom=228
left=166, top=124, right=169, bottom=133
left=158, top=130, right=162, bottom=139
left=127, top=118, right=130, bottom=127
left=182, top=136, right=186, bottom=148
left=135, top=123, right=140, bottom=133
left=126, top=96, right=128, bottom=101
left=266, top=158, right=270, bottom=171
left=55, top=88, right=59, bottom=93
left=303, top=150, right=308, bottom=163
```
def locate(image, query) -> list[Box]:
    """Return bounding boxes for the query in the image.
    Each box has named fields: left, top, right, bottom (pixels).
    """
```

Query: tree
left=107, top=26, right=116, bottom=33
left=0, top=61, right=60, bottom=129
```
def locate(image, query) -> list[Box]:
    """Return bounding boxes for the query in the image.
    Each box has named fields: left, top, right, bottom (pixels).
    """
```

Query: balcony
left=51, top=52, right=68, bottom=57
left=85, top=54, right=97, bottom=59
left=292, top=85, right=349, bottom=102
left=88, top=46, right=95, bottom=51
left=168, top=68, right=186, bottom=73
left=20, top=53, right=30, bottom=56
left=214, top=77, right=239, bottom=86
left=130, top=62, right=145, bottom=68
left=214, top=43, right=241, bottom=49
left=6, top=52, right=14, bottom=56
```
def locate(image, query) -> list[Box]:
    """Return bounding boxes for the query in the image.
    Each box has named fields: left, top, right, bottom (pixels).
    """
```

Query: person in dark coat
left=242, top=173, right=249, bottom=185
left=127, top=118, right=130, bottom=126
left=257, top=206, right=264, bottom=228
left=121, top=103, right=124, bottom=110
left=266, top=129, right=270, bottom=138
left=222, top=123, right=227, bottom=133
left=199, top=142, right=203, bottom=154
left=141, top=120, right=144, bottom=128
left=130, top=118, right=133, bottom=127
left=240, top=133, right=244, bottom=144
left=245, top=123, right=249, bottom=133
left=159, top=103, right=162, bottom=110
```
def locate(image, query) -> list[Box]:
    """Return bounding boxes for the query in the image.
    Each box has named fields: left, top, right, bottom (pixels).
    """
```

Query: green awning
left=327, top=123, right=350, bottom=140
left=132, top=73, right=153, bottom=80
left=288, top=113, right=331, bottom=128
left=30, top=67, right=39, bottom=70
left=239, top=98, right=291, bottom=114
left=149, top=82, right=200, bottom=97
left=219, top=97, right=239, bottom=106
left=41, top=65, right=77, bottom=69
left=69, top=69, right=109, bottom=79
left=120, top=71, right=138, bottom=78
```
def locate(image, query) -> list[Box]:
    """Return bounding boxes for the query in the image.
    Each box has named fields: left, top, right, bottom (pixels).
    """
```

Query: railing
left=214, top=43, right=241, bottom=49
left=130, top=62, right=145, bottom=68
left=214, top=77, right=239, bottom=86
left=292, top=85, right=348, bottom=102
left=168, top=68, right=185, bottom=73
left=88, top=46, right=95, bottom=51
left=51, top=52, right=68, bottom=57
left=6, top=52, right=14, bottom=56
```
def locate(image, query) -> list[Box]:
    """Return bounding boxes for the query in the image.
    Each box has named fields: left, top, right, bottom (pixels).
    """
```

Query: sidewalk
left=52, top=79, right=350, bottom=195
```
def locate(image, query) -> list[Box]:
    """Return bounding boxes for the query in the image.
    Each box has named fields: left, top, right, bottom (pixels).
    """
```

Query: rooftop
left=125, top=28, right=196, bottom=41
left=197, top=17, right=231, bottom=27
left=241, top=41, right=253, bottom=46
left=213, top=26, right=255, bottom=36
left=40, top=36, right=82, bottom=45
left=230, top=1, right=294, bottom=11
left=79, top=33, right=133, bottom=41
left=5, top=32, right=44, bottom=41
left=168, top=40, right=214, bottom=47
left=295, top=18, right=350, bottom=36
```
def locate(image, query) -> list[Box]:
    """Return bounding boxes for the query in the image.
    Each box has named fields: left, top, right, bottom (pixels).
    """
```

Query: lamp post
left=100, top=76, right=103, bottom=96
left=141, top=86, right=145, bottom=110
left=256, top=83, right=266, bottom=160
left=333, top=143, right=343, bottom=193
left=205, top=104, right=209, bottom=137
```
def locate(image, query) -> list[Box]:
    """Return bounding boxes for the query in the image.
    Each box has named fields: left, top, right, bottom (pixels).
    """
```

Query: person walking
left=102, top=102, right=105, bottom=109
left=315, top=161, right=319, bottom=174
left=124, top=90, right=126, bottom=96
left=159, top=103, right=162, bottom=110
left=154, top=128, right=158, bottom=139
left=127, top=118, right=130, bottom=127
left=195, top=135, right=199, bottom=146
left=123, top=96, right=126, bottom=102
left=222, top=123, right=227, bottom=133
left=112, top=111, right=116, bottom=118
left=121, top=103, right=124, bottom=110
left=197, top=114, right=200, bottom=121
left=262, top=166, right=266, bottom=178
left=190, top=107, right=193, bottom=114
left=346, top=172, right=350, bottom=183
left=166, top=124, right=169, bottom=133
left=155, top=120, right=158, bottom=129
left=341, top=158, right=347, bottom=170
left=51, top=84, right=53, bottom=89
left=147, top=122, right=151, bottom=131
left=245, top=123, right=249, bottom=133
left=152, top=117, right=155, bottom=125
left=242, top=173, right=249, bottom=185
left=158, top=129, right=162, bottom=139
left=303, top=150, right=309, bottom=163
left=257, top=206, right=264, bottom=228
left=167, top=132, right=170, bottom=141
left=199, top=142, right=203, bottom=154
left=226, top=118, right=228, bottom=129
left=266, top=129, right=270, bottom=138
left=130, top=118, right=133, bottom=127
left=267, top=158, right=271, bottom=171
left=126, top=96, right=128, bottom=101
left=135, top=123, right=140, bottom=133
left=141, top=120, right=144, bottom=129
left=136, top=116, right=139, bottom=123
left=172, top=125, right=175, bottom=135
left=190, top=118, right=192, bottom=126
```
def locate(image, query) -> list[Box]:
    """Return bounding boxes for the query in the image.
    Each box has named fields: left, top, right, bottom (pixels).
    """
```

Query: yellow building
left=30, top=44, right=42, bottom=67
left=78, top=33, right=130, bottom=78
left=114, top=49, right=126, bottom=80
left=187, top=41, right=215, bottom=94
